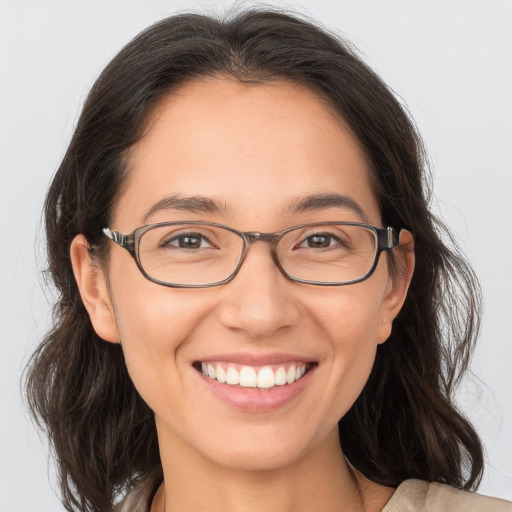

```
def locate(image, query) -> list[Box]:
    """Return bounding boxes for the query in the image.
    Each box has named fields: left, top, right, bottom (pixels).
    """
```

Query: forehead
left=114, top=78, right=380, bottom=229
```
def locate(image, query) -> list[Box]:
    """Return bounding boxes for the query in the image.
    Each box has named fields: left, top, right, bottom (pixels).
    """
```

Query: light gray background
left=1, top=1, right=511, bottom=509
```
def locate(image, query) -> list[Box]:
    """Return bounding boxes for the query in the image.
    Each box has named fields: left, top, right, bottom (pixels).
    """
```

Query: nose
left=217, top=242, right=301, bottom=339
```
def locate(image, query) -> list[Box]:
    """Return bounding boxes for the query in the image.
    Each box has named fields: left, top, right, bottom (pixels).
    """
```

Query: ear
left=377, top=229, right=415, bottom=344
left=70, top=234, right=121, bottom=343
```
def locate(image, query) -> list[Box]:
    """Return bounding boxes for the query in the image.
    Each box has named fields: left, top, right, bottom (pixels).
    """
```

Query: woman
left=25, top=8, right=511, bottom=512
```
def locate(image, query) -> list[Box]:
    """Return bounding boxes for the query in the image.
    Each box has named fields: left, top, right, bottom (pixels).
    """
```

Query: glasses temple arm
left=102, top=227, right=135, bottom=251
left=377, top=226, right=400, bottom=250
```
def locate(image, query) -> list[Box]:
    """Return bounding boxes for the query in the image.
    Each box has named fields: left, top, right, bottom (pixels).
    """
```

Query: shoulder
left=113, top=467, right=163, bottom=512
left=113, top=486, right=152, bottom=512
left=381, top=479, right=511, bottom=512
left=113, top=478, right=160, bottom=512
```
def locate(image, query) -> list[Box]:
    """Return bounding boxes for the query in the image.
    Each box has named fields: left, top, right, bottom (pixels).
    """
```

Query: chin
left=208, top=443, right=307, bottom=472
left=192, top=422, right=329, bottom=472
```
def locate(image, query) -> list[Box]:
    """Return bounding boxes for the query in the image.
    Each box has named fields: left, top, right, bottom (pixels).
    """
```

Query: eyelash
left=162, top=232, right=214, bottom=249
left=296, top=232, right=350, bottom=249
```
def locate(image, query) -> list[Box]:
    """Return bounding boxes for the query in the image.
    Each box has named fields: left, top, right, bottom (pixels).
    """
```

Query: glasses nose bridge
left=240, top=230, right=282, bottom=267
left=243, top=231, right=282, bottom=254
left=244, top=231, right=278, bottom=243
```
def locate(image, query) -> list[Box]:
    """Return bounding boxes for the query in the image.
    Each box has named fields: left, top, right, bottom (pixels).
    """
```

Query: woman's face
left=77, top=78, right=411, bottom=471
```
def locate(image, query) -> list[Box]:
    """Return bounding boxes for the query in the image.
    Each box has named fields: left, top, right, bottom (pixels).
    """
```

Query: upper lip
left=195, top=352, right=316, bottom=366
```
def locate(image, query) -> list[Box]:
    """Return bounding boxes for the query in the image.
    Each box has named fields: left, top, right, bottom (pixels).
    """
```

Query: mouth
left=193, top=361, right=316, bottom=390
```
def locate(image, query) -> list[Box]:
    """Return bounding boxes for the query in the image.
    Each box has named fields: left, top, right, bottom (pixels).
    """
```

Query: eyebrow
left=142, top=194, right=226, bottom=223
left=286, top=193, right=368, bottom=222
left=142, top=192, right=368, bottom=224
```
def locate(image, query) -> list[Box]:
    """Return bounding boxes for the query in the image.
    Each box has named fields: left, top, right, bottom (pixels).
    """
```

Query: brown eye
left=163, top=233, right=212, bottom=249
left=299, top=233, right=343, bottom=249
left=306, top=234, right=331, bottom=248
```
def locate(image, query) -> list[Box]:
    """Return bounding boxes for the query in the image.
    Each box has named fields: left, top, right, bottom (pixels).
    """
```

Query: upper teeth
left=201, top=362, right=308, bottom=389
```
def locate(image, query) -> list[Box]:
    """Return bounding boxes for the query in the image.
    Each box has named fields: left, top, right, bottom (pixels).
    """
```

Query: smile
left=196, top=361, right=312, bottom=389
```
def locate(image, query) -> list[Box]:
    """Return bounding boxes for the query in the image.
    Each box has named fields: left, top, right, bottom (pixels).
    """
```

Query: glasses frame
left=102, top=221, right=400, bottom=288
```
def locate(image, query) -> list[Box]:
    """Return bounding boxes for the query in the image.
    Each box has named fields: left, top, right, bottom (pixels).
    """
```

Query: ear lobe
left=377, top=229, right=415, bottom=344
left=70, top=234, right=121, bottom=343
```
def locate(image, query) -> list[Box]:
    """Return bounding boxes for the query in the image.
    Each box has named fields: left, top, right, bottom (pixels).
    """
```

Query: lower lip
left=197, top=367, right=315, bottom=412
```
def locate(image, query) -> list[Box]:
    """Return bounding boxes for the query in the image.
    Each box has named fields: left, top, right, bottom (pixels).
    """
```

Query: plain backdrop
left=1, top=0, right=511, bottom=510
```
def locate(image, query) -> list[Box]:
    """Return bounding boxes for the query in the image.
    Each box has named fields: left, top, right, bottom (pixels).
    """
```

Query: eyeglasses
left=102, top=221, right=400, bottom=288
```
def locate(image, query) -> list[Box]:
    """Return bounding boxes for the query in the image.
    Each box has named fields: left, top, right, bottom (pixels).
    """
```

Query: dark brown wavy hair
left=25, top=7, right=483, bottom=512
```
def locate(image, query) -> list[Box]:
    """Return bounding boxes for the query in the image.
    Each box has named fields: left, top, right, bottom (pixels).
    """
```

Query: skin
left=71, top=78, right=414, bottom=512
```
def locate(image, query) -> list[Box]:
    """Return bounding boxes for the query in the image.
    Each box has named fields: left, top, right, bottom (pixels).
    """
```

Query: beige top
left=116, top=478, right=511, bottom=511
left=381, top=479, right=511, bottom=511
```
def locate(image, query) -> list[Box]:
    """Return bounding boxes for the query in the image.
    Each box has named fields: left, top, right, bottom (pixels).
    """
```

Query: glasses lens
left=138, top=223, right=243, bottom=286
left=277, top=224, right=378, bottom=284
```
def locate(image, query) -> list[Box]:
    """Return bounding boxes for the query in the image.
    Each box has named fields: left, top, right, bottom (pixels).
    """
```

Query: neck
left=155, top=423, right=365, bottom=512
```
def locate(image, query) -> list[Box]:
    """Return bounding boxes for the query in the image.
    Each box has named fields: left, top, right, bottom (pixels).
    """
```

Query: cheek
left=108, top=268, right=210, bottom=409
left=109, top=252, right=204, bottom=347
left=315, top=280, right=384, bottom=352
left=310, top=282, right=386, bottom=409
left=333, top=303, right=380, bottom=382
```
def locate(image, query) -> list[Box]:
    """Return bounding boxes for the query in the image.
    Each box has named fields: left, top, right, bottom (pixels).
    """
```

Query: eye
left=163, top=232, right=213, bottom=250
left=298, top=233, right=344, bottom=249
